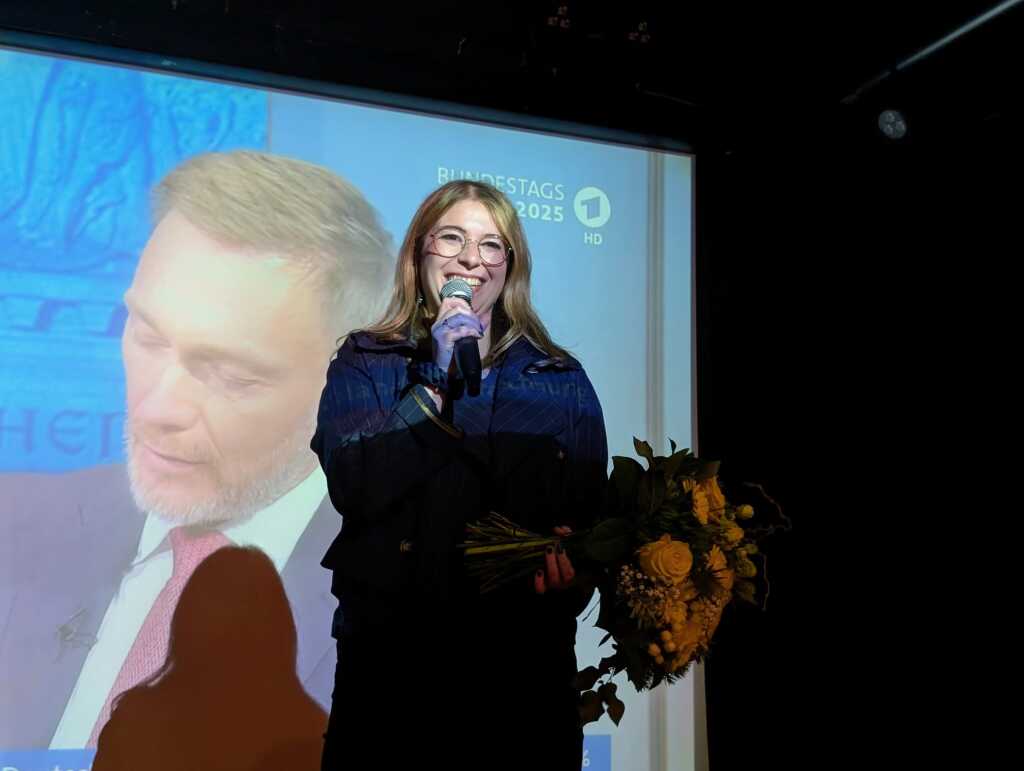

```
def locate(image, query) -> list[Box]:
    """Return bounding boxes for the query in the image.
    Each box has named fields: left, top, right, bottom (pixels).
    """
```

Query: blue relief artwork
left=0, top=49, right=268, bottom=472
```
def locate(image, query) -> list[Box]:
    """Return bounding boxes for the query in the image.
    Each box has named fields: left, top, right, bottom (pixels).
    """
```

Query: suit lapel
left=3, top=466, right=340, bottom=746
left=1, top=465, right=145, bottom=748
left=280, top=495, right=338, bottom=703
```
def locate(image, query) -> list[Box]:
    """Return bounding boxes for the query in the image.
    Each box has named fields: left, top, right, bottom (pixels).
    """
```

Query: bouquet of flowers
left=460, top=438, right=784, bottom=726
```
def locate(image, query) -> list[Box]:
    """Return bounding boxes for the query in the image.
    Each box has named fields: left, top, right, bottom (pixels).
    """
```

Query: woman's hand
left=430, top=297, right=484, bottom=374
left=534, top=526, right=575, bottom=594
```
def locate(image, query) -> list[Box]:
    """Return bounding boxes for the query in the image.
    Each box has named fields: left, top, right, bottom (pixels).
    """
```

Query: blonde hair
left=367, top=180, right=569, bottom=364
left=152, top=150, right=394, bottom=337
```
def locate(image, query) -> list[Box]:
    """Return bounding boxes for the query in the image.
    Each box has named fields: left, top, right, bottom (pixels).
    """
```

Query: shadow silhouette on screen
left=92, top=545, right=327, bottom=771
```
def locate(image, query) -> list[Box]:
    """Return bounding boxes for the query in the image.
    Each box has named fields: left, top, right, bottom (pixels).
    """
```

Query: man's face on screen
left=121, top=209, right=334, bottom=525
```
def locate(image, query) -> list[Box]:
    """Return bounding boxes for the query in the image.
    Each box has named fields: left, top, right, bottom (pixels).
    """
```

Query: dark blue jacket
left=311, top=330, right=609, bottom=768
left=311, top=330, right=608, bottom=622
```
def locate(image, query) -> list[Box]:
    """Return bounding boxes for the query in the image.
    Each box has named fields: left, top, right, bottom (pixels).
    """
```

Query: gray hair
left=152, top=150, right=394, bottom=336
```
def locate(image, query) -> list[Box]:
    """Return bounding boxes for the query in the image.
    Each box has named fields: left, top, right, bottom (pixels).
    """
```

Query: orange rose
left=637, top=535, right=693, bottom=586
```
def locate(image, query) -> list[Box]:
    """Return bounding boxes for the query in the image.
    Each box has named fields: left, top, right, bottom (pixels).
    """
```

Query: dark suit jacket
left=0, top=464, right=338, bottom=749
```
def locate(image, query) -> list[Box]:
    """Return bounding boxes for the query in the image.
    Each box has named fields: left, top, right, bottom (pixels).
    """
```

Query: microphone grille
left=439, top=277, right=474, bottom=304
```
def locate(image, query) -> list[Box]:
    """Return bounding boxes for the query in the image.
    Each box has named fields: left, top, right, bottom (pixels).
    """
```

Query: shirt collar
left=134, top=513, right=174, bottom=566
left=135, top=465, right=328, bottom=572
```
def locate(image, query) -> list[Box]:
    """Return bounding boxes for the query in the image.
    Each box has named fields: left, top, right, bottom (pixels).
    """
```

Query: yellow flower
left=737, top=559, right=757, bottom=578
left=736, top=504, right=754, bottom=519
left=699, top=476, right=727, bottom=521
left=717, top=569, right=735, bottom=593
left=707, top=545, right=735, bottom=592
left=692, top=598, right=726, bottom=644
left=637, top=535, right=693, bottom=586
left=707, top=545, right=727, bottom=573
left=678, top=580, right=699, bottom=602
left=724, top=524, right=745, bottom=545
left=663, top=600, right=687, bottom=625
left=673, top=618, right=702, bottom=662
left=691, top=487, right=710, bottom=525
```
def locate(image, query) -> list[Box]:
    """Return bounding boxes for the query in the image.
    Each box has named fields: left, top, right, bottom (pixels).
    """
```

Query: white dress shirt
left=49, top=465, right=328, bottom=748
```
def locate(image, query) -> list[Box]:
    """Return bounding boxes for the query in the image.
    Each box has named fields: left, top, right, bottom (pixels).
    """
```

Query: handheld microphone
left=439, top=278, right=482, bottom=397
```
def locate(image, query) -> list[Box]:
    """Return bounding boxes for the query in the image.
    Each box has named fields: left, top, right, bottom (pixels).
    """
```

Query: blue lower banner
left=0, top=742, right=609, bottom=771
left=582, top=734, right=611, bottom=770
left=0, top=750, right=96, bottom=771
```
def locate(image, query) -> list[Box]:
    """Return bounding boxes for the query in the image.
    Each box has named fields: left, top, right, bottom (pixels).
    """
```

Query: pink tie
left=88, top=526, right=230, bottom=746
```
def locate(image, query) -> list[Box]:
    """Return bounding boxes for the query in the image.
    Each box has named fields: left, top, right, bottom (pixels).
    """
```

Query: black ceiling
left=1, top=1, right=1021, bottom=151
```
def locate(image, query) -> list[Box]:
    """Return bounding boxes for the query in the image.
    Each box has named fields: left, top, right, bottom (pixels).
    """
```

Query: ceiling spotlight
left=878, top=109, right=908, bottom=140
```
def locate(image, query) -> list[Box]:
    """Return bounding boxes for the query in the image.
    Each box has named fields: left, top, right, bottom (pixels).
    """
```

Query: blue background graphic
left=0, top=50, right=266, bottom=471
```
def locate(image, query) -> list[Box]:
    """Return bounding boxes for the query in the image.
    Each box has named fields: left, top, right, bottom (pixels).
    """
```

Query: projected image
left=0, top=46, right=693, bottom=771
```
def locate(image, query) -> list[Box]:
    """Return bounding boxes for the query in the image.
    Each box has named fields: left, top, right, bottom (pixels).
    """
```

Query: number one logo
left=573, top=186, right=611, bottom=228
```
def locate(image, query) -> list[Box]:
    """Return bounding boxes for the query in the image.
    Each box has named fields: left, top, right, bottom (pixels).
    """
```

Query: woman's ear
left=414, top=270, right=433, bottom=317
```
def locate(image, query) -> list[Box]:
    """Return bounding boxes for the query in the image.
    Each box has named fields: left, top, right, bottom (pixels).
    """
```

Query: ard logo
left=574, top=187, right=612, bottom=229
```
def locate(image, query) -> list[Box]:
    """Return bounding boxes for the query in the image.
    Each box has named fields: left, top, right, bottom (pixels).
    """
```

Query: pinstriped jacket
left=310, top=330, right=608, bottom=635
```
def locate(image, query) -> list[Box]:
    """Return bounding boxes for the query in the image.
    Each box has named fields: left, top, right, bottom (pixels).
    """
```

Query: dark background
left=3, top=1, right=1016, bottom=766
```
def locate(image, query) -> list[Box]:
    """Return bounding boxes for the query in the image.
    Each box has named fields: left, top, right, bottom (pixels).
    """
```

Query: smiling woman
left=368, top=180, right=571, bottom=368
left=312, top=180, right=609, bottom=771
left=418, top=199, right=510, bottom=367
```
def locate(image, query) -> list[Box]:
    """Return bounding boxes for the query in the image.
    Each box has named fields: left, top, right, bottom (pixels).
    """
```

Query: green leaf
left=649, top=669, right=668, bottom=690
left=695, top=459, right=721, bottom=480
left=599, top=653, right=624, bottom=675
left=624, top=663, right=644, bottom=691
left=583, top=518, right=634, bottom=563
left=620, top=631, right=654, bottom=691
left=735, top=579, right=758, bottom=605
left=669, top=438, right=677, bottom=454
left=664, top=449, right=694, bottom=479
left=595, top=602, right=615, bottom=636
left=594, top=580, right=621, bottom=635
left=607, top=698, right=625, bottom=725
left=638, top=471, right=667, bottom=517
left=572, top=667, right=602, bottom=692
left=579, top=690, right=605, bottom=726
left=598, top=683, right=626, bottom=726
left=633, top=437, right=655, bottom=466
left=609, top=456, right=644, bottom=512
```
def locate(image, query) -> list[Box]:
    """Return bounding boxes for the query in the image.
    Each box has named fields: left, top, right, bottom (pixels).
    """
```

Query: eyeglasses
left=426, top=227, right=511, bottom=267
